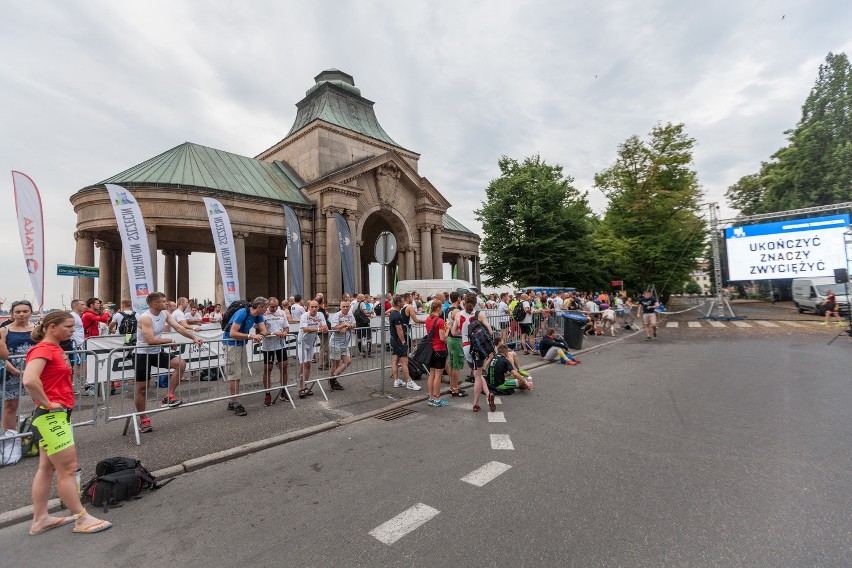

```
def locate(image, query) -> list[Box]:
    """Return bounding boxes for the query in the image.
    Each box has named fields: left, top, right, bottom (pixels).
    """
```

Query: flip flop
left=73, top=519, right=113, bottom=534
left=29, top=516, right=75, bottom=536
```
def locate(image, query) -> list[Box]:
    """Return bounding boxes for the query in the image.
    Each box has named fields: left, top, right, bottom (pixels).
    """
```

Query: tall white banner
left=106, top=184, right=154, bottom=311
left=202, top=197, right=241, bottom=305
left=11, top=171, right=46, bottom=312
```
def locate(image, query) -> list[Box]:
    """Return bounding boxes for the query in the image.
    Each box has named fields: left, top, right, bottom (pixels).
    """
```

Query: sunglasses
left=11, top=301, right=32, bottom=309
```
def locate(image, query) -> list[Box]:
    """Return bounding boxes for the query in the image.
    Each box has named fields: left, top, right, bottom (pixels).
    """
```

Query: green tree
left=684, top=280, right=702, bottom=295
left=727, top=52, right=852, bottom=214
left=477, top=154, right=597, bottom=288
left=594, top=123, right=706, bottom=301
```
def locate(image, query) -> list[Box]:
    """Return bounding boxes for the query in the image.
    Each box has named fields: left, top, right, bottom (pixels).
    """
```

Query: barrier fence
left=0, top=308, right=616, bottom=452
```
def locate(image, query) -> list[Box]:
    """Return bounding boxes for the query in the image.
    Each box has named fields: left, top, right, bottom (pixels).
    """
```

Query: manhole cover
left=374, top=408, right=417, bottom=421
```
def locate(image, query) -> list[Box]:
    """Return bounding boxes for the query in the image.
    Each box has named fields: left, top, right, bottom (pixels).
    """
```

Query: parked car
left=792, top=277, right=849, bottom=314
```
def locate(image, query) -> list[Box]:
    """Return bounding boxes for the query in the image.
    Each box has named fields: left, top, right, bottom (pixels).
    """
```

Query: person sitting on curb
left=538, top=328, right=580, bottom=365
left=484, top=344, right=533, bottom=393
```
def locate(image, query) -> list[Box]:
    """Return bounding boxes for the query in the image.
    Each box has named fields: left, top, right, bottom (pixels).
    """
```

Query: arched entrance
left=359, top=208, right=412, bottom=294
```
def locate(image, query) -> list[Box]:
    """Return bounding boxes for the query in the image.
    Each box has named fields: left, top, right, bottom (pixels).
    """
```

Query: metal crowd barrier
left=0, top=349, right=101, bottom=457
left=0, top=316, right=455, bottom=452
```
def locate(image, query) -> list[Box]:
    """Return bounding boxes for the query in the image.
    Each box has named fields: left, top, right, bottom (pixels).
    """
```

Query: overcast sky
left=2, top=0, right=850, bottom=307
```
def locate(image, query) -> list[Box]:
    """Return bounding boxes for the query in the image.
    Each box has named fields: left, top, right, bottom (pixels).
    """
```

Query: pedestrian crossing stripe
left=657, top=320, right=821, bottom=329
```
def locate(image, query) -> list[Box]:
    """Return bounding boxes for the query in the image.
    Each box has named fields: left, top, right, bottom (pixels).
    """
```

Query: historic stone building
left=70, top=69, right=481, bottom=305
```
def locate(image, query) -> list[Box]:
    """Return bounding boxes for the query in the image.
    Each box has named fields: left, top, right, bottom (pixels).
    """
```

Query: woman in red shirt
left=425, top=300, right=449, bottom=407
left=23, top=311, right=112, bottom=535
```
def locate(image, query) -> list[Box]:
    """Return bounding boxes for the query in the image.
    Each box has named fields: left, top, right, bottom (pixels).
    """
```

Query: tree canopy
left=476, top=154, right=598, bottom=289
left=593, top=123, right=706, bottom=299
left=726, top=52, right=852, bottom=214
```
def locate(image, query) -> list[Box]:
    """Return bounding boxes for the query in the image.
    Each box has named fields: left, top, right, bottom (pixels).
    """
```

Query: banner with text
left=203, top=197, right=241, bottom=306
left=725, top=213, right=851, bottom=281
left=11, top=171, right=45, bottom=311
left=106, top=184, right=154, bottom=311
left=335, top=212, right=355, bottom=295
left=284, top=205, right=303, bottom=297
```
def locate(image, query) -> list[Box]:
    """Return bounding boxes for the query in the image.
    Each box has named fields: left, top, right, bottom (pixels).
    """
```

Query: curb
left=0, top=334, right=632, bottom=530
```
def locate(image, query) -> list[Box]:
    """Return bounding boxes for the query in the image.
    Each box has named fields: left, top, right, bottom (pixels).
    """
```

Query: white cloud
left=1, top=0, right=850, bottom=306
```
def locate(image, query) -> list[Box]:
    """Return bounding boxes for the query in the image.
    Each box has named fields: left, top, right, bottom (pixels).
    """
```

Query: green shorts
left=31, top=408, right=75, bottom=456
left=447, top=336, right=464, bottom=370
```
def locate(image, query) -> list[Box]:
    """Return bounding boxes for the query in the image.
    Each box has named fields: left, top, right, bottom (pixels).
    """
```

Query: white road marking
left=687, top=321, right=702, bottom=328
left=461, top=461, right=512, bottom=487
left=666, top=322, right=679, bottom=328
left=490, top=434, right=515, bottom=450
left=732, top=321, right=752, bottom=327
left=708, top=320, right=727, bottom=327
left=779, top=320, right=805, bottom=327
left=493, top=396, right=502, bottom=405
left=488, top=411, right=506, bottom=423
left=369, top=503, right=440, bottom=545
left=755, top=320, right=779, bottom=327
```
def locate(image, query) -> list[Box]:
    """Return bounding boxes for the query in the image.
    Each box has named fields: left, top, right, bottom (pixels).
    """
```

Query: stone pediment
left=303, top=151, right=452, bottom=211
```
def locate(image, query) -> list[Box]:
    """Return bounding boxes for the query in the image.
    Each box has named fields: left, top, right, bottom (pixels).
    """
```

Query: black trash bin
left=561, top=313, right=587, bottom=350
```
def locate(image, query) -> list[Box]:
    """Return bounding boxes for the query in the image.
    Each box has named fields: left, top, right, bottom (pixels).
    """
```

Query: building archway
left=359, top=208, right=412, bottom=293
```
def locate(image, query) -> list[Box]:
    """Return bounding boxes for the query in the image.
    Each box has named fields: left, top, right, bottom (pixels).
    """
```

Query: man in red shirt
left=81, top=297, right=111, bottom=339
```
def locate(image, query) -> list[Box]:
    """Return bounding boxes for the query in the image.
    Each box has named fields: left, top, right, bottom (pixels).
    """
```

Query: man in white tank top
left=134, top=292, right=203, bottom=433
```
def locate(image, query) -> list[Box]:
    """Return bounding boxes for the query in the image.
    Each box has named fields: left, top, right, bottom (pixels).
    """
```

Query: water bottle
left=158, top=374, right=169, bottom=388
left=75, top=467, right=82, bottom=495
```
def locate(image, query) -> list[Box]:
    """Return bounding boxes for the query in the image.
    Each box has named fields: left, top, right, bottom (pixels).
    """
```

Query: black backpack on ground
left=512, top=302, right=526, bottom=322
left=81, top=456, right=171, bottom=513
left=408, top=358, right=428, bottom=381
left=118, top=311, right=137, bottom=345
left=221, top=301, right=251, bottom=332
left=468, top=311, right=496, bottom=360
left=354, top=302, right=371, bottom=328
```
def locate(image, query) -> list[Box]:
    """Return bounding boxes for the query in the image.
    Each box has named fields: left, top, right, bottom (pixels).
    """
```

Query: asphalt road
left=2, top=312, right=850, bottom=567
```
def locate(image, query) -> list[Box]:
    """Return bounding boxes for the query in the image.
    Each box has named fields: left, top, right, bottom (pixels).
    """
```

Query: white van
left=792, top=277, right=849, bottom=314
left=395, top=279, right=479, bottom=299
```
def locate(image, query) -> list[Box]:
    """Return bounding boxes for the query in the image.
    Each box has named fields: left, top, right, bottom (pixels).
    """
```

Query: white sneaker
left=406, top=381, right=421, bottom=391
left=393, top=379, right=405, bottom=388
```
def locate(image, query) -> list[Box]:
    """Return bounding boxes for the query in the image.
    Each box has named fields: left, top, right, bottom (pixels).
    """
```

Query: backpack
left=373, top=301, right=383, bottom=316
left=221, top=301, right=251, bottom=332
left=512, top=302, right=526, bottom=322
left=117, top=312, right=137, bottom=345
left=467, top=311, right=495, bottom=360
left=354, top=302, right=371, bottom=328
left=81, top=456, right=170, bottom=513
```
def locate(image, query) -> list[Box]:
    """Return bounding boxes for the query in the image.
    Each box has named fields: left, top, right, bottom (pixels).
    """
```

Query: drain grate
left=374, top=408, right=417, bottom=421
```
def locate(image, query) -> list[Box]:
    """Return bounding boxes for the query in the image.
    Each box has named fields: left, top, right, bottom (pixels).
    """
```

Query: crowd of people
left=1, top=285, right=650, bottom=538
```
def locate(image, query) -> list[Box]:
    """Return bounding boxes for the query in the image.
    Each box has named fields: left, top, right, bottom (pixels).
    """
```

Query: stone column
left=396, top=248, right=406, bottom=280
left=96, top=242, right=114, bottom=303
left=301, top=237, right=312, bottom=298
left=278, top=258, right=287, bottom=299
left=119, top=249, right=130, bottom=301
left=405, top=249, right=416, bottom=282
left=74, top=231, right=96, bottom=299
left=419, top=225, right=433, bottom=279
left=177, top=251, right=191, bottom=299
left=214, top=259, right=224, bottom=306
left=146, top=225, right=158, bottom=293
left=431, top=227, right=443, bottom=280
left=355, top=240, right=364, bottom=293
left=163, top=251, right=177, bottom=300
left=234, top=232, right=247, bottom=300
left=456, top=254, right=465, bottom=280
left=325, top=208, right=342, bottom=303
left=473, top=256, right=481, bottom=288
